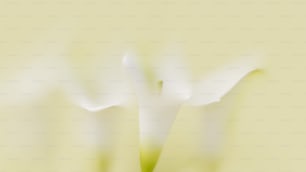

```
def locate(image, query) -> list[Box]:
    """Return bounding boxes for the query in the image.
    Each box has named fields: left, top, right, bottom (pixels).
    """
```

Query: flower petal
left=156, top=55, right=191, bottom=101
left=188, top=56, right=261, bottom=106
left=122, top=53, right=182, bottom=145
left=122, top=52, right=150, bottom=100
left=123, top=53, right=184, bottom=171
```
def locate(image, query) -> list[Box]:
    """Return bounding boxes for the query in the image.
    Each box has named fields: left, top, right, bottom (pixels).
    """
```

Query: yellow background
left=0, top=0, right=305, bottom=171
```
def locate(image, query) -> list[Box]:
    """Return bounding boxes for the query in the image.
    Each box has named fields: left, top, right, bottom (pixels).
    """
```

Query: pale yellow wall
left=0, top=0, right=305, bottom=171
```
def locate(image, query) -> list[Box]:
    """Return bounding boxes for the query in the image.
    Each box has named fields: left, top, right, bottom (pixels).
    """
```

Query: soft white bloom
left=0, top=42, right=134, bottom=171
left=123, top=52, right=260, bottom=171
left=0, top=27, right=260, bottom=172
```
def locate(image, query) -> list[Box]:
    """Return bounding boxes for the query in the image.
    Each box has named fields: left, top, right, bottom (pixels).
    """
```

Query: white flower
left=0, top=37, right=133, bottom=171
left=0, top=28, right=260, bottom=172
left=123, top=52, right=260, bottom=172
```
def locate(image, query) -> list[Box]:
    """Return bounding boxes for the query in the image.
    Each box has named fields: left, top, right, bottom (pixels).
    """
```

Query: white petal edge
left=187, top=56, right=261, bottom=106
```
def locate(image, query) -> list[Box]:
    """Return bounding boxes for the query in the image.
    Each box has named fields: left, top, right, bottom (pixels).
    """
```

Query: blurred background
left=0, top=0, right=306, bottom=171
